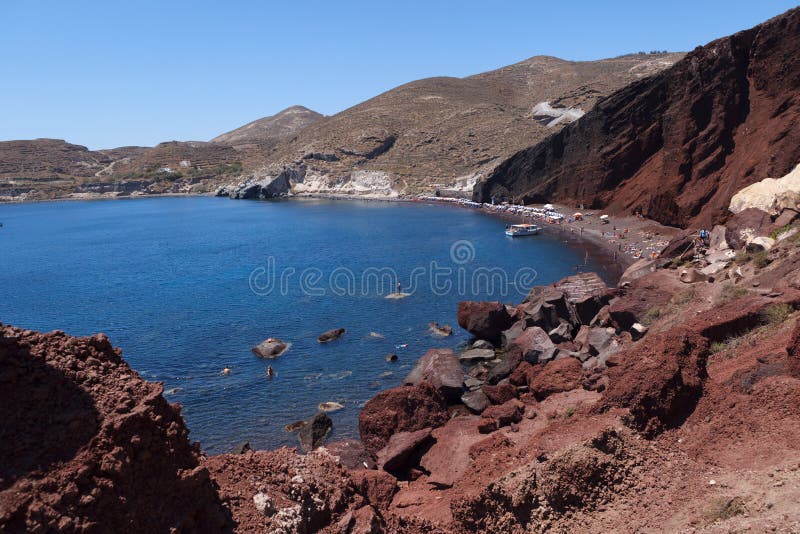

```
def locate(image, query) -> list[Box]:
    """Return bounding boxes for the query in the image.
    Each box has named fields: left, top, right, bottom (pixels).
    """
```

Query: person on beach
left=396, top=281, right=402, bottom=294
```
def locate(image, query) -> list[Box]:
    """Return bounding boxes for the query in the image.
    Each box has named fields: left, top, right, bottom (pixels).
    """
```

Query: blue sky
left=1, top=1, right=796, bottom=149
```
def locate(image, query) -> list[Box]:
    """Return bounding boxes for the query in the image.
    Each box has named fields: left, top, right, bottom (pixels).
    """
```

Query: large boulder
left=660, top=230, right=695, bottom=259
left=481, top=383, right=517, bottom=405
left=728, top=163, right=800, bottom=215
left=481, top=399, right=524, bottom=427
left=404, top=348, right=463, bottom=402
left=484, top=349, right=523, bottom=385
left=375, top=428, right=434, bottom=476
left=773, top=208, right=799, bottom=228
left=512, top=326, right=556, bottom=364
left=554, top=273, right=611, bottom=325
left=457, top=301, right=515, bottom=343
left=358, top=384, right=448, bottom=455
left=601, top=329, right=709, bottom=436
left=725, top=208, right=772, bottom=249
left=461, top=389, right=490, bottom=413
left=619, top=258, right=657, bottom=286
left=529, top=358, right=584, bottom=400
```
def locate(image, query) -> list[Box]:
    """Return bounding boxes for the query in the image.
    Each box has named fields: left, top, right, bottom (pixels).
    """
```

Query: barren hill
left=0, top=53, right=683, bottom=202
left=252, top=53, right=682, bottom=195
left=475, top=7, right=800, bottom=229
left=212, top=105, right=323, bottom=150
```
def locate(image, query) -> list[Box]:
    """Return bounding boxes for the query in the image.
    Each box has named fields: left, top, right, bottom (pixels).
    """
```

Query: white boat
left=505, top=223, right=541, bottom=237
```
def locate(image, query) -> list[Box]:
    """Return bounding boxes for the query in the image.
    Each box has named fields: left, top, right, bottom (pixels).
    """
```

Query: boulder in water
left=252, top=338, right=289, bottom=358
left=318, top=401, right=344, bottom=412
left=318, top=328, right=346, bottom=343
left=428, top=322, right=453, bottom=337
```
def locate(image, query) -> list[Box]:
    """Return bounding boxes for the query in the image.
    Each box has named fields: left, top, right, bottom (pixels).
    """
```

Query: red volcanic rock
left=528, top=358, right=584, bottom=400
left=376, top=428, right=434, bottom=476
left=349, top=469, right=397, bottom=509
left=481, top=399, right=524, bottom=427
left=204, top=447, right=364, bottom=532
left=324, top=439, right=375, bottom=470
left=475, top=7, right=800, bottom=229
left=508, top=361, right=538, bottom=386
left=457, top=301, right=515, bottom=343
left=0, top=324, right=229, bottom=533
left=358, top=384, right=448, bottom=456
left=609, top=271, right=680, bottom=330
left=481, top=382, right=517, bottom=405
left=477, top=418, right=499, bottom=434
left=725, top=208, right=772, bottom=249
left=687, top=291, right=800, bottom=341
left=403, top=348, right=463, bottom=402
left=602, top=329, right=709, bottom=435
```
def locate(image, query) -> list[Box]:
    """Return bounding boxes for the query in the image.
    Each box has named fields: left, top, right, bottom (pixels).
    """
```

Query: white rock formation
left=729, top=163, right=800, bottom=215
left=291, top=169, right=399, bottom=198
left=531, top=102, right=585, bottom=127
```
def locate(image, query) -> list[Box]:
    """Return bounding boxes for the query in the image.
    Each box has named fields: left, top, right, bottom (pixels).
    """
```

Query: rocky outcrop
left=358, top=384, right=448, bottom=456
left=0, top=324, right=230, bottom=532
left=475, top=7, right=800, bottom=229
left=602, top=329, right=710, bottom=435
left=216, top=165, right=305, bottom=199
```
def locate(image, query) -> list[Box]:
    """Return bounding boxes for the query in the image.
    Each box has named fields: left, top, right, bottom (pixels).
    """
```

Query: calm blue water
left=0, top=197, right=609, bottom=452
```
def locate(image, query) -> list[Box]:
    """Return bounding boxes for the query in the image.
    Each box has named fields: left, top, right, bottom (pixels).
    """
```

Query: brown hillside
left=212, top=105, right=323, bottom=150
left=475, top=7, right=800, bottom=229
left=261, top=53, right=683, bottom=191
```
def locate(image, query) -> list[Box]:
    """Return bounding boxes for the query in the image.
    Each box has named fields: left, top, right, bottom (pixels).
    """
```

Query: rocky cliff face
left=475, top=7, right=800, bottom=229
left=0, top=324, right=230, bottom=532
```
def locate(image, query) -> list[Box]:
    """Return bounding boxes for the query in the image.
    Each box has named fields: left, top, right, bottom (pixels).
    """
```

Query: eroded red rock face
left=601, top=329, right=710, bottom=435
left=0, top=324, right=229, bottom=533
left=475, top=7, right=800, bottom=228
left=358, top=384, right=448, bottom=456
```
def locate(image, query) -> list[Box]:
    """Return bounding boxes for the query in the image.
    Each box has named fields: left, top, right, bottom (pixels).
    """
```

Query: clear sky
left=1, top=1, right=796, bottom=149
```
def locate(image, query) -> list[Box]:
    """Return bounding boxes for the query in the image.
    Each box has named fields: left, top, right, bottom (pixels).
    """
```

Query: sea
left=0, top=196, right=612, bottom=452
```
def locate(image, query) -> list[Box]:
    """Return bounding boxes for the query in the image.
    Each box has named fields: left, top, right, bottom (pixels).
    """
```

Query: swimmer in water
left=267, top=365, right=274, bottom=378
left=221, top=367, right=231, bottom=376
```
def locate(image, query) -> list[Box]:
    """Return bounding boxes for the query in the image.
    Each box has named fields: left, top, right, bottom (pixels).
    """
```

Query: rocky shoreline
left=4, top=197, right=800, bottom=531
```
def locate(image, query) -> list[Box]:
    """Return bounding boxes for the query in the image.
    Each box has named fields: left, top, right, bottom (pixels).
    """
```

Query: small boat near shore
left=505, top=223, right=541, bottom=237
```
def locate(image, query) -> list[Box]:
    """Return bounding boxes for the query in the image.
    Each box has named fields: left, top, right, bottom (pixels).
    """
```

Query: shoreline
left=2, top=189, right=676, bottom=284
